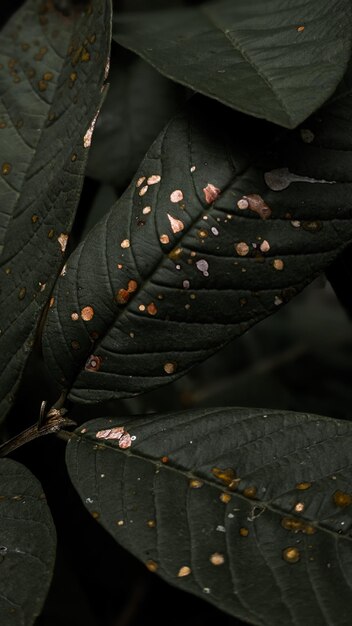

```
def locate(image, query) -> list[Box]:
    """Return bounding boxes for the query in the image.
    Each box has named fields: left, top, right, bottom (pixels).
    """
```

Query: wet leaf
left=42, top=78, right=352, bottom=404
left=0, top=458, right=56, bottom=625
left=66, top=408, right=352, bottom=625
left=0, top=0, right=112, bottom=419
left=113, top=0, right=352, bottom=128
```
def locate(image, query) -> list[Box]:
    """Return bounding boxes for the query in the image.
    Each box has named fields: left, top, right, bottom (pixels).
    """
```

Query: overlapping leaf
left=86, top=47, right=187, bottom=188
left=0, top=459, right=56, bottom=625
left=43, top=78, right=352, bottom=405
left=113, top=0, right=352, bottom=128
left=0, top=0, right=112, bottom=419
left=66, top=407, right=352, bottom=625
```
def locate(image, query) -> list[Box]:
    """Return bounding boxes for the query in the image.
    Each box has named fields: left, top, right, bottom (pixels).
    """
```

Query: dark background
left=2, top=2, right=352, bottom=625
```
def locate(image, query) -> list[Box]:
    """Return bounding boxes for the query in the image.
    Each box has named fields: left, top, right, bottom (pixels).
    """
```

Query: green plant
left=1, top=1, right=352, bottom=624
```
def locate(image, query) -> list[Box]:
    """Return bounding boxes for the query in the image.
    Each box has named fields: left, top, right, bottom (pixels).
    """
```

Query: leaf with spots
left=113, top=0, right=352, bottom=129
left=42, top=81, right=352, bottom=405
left=0, top=458, right=56, bottom=625
left=0, top=0, right=112, bottom=419
left=66, top=408, right=352, bottom=626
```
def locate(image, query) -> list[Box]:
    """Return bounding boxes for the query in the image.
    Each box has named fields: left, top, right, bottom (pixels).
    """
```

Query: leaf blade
left=113, top=0, right=352, bottom=128
left=43, top=84, right=352, bottom=404
left=0, top=458, right=56, bottom=625
left=66, top=408, right=352, bottom=626
left=0, top=0, right=112, bottom=419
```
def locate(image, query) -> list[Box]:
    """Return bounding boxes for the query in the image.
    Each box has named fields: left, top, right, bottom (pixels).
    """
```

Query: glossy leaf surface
left=113, top=0, right=352, bottom=128
left=67, top=407, right=352, bottom=625
left=0, top=0, right=112, bottom=419
left=43, top=84, right=352, bottom=404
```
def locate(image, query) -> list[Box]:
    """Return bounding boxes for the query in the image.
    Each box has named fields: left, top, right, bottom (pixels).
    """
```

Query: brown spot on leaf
left=177, top=566, right=191, bottom=577
left=282, top=547, right=300, bottom=563
left=81, top=306, right=94, bottom=321
left=302, top=221, right=322, bottom=233
left=273, top=259, right=284, bottom=271
left=333, top=490, right=352, bottom=508
left=2, top=163, right=11, bottom=175
left=242, top=194, right=272, bottom=220
left=164, top=362, right=176, bottom=374
left=243, top=486, right=257, bottom=499
left=219, top=492, right=232, bottom=504
left=147, top=302, right=157, bottom=316
left=145, top=560, right=158, bottom=573
left=211, top=467, right=240, bottom=490
left=281, top=517, right=316, bottom=534
left=189, top=479, right=203, bottom=489
left=85, top=355, right=102, bottom=372
left=296, top=482, right=312, bottom=490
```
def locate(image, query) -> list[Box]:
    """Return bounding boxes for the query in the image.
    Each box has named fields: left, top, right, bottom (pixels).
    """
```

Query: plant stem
left=0, top=414, right=76, bottom=457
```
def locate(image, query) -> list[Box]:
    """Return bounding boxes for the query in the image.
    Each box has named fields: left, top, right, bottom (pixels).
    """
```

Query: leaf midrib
left=71, top=428, right=352, bottom=544
left=200, top=5, right=293, bottom=127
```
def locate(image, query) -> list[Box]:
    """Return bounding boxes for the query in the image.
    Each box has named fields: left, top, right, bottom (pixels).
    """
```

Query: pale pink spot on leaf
left=203, top=183, right=221, bottom=204
left=170, top=190, right=183, bottom=203
left=147, top=175, right=161, bottom=185
left=167, top=213, right=184, bottom=233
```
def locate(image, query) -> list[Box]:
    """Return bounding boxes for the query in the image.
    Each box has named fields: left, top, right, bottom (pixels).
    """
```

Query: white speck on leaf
left=216, top=525, right=226, bottom=533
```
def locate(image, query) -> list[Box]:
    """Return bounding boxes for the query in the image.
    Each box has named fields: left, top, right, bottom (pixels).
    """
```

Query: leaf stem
left=0, top=393, right=75, bottom=457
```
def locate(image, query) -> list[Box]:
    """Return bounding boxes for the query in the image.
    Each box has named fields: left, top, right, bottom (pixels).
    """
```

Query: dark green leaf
left=42, top=82, right=352, bottom=405
left=86, top=46, right=187, bottom=188
left=0, top=0, right=112, bottom=419
left=113, top=0, right=352, bottom=128
left=80, top=184, right=118, bottom=241
left=66, top=408, right=352, bottom=626
left=0, top=458, right=56, bottom=625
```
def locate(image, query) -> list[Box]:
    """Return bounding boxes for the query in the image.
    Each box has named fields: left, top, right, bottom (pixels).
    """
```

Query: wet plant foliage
left=1, top=1, right=352, bottom=625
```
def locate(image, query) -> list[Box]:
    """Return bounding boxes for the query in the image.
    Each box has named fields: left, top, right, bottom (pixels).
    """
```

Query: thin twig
left=0, top=392, right=75, bottom=457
